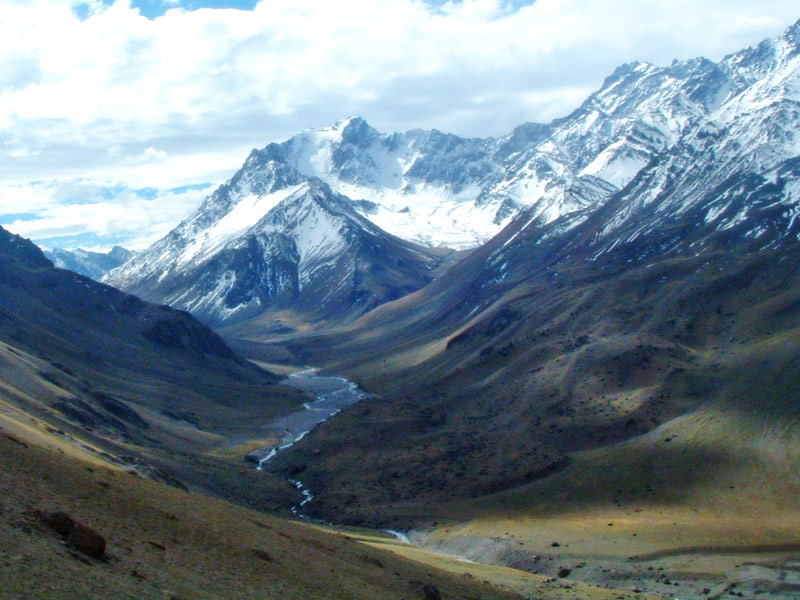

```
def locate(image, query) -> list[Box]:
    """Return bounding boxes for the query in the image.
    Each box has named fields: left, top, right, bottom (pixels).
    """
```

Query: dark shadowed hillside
left=235, top=20, right=800, bottom=531
left=0, top=226, right=306, bottom=511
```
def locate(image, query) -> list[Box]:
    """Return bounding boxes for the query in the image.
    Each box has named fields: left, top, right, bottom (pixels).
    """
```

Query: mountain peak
left=592, top=60, right=658, bottom=102
left=0, top=227, right=52, bottom=269
left=606, top=60, right=656, bottom=80
left=109, top=246, right=134, bottom=260
left=307, top=116, right=377, bottom=142
left=780, top=17, right=800, bottom=50
left=332, top=115, right=369, bottom=130
left=338, top=116, right=380, bottom=146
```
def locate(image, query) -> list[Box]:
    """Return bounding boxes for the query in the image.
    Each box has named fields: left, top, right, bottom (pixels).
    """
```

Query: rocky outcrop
left=41, top=511, right=106, bottom=560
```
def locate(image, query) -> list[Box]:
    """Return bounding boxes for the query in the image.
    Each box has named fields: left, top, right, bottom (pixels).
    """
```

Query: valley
left=3, top=15, right=800, bottom=600
left=226, top=249, right=800, bottom=598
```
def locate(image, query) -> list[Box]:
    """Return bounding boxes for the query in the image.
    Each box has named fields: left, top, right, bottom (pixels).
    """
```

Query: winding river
left=246, top=368, right=369, bottom=516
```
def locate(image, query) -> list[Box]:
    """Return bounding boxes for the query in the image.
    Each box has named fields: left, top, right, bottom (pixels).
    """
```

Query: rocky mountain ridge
left=44, top=245, right=134, bottom=280
left=107, top=178, right=444, bottom=327
left=108, top=19, right=800, bottom=332
left=248, top=19, right=800, bottom=526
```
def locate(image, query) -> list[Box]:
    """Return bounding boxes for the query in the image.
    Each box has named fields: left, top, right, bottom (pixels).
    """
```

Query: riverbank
left=241, top=368, right=369, bottom=466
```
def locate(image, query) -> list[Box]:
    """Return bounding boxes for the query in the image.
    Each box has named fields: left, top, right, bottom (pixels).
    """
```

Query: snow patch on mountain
left=579, top=140, right=651, bottom=188
left=178, top=184, right=308, bottom=268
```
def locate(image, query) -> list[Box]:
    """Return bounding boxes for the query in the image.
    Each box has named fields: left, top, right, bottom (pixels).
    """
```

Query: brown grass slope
left=0, top=433, right=530, bottom=600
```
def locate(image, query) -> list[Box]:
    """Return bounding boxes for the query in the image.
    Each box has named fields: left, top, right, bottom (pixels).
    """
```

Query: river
left=245, top=368, right=369, bottom=516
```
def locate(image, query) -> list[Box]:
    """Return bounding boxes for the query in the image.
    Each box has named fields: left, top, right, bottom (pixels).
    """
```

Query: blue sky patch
left=73, top=1, right=535, bottom=22
left=131, top=0, right=259, bottom=20
left=0, top=213, right=40, bottom=222
left=168, top=183, right=214, bottom=195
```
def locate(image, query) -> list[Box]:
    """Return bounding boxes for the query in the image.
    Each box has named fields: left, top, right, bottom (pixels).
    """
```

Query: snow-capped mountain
left=223, top=41, right=776, bottom=251
left=45, top=246, right=134, bottom=280
left=109, top=19, right=800, bottom=330
left=249, top=116, right=627, bottom=249
left=107, top=175, right=443, bottom=327
left=246, top=118, right=502, bottom=249
left=491, top=18, right=800, bottom=269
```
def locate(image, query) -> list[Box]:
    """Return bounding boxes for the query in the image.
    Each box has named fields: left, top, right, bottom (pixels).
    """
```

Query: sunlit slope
left=0, top=434, right=527, bottom=600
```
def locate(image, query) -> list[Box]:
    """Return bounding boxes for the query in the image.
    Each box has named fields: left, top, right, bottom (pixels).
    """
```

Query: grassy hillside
left=0, top=226, right=309, bottom=511
left=228, top=240, right=800, bottom=598
left=0, top=431, right=534, bottom=600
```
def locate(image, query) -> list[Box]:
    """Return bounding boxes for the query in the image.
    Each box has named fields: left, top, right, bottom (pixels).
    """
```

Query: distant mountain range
left=107, top=19, right=800, bottom=334
left=45, top=245, right=134, bottom=280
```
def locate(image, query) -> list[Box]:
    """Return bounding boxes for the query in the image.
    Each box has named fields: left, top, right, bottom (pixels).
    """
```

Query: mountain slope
left=0, top=226, right=305, bottom=511
left=240, top=19, right=800, bottom=531
left=107, top=178, right=446, bottom=328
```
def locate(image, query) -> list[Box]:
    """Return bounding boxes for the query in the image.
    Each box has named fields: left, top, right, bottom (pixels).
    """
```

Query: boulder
left=419, top=584, right=441, bottom=600
left=42, top=511, right=106, bottom=559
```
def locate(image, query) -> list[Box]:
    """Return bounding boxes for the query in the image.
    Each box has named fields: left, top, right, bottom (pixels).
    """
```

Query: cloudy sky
left=1, top=0, right=798, bottom=251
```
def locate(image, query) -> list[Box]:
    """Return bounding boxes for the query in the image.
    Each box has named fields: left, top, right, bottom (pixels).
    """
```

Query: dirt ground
left=409, top=511, right=800, bottom=600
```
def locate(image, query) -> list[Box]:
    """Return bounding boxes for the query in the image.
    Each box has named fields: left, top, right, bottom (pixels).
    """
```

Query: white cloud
left=2, top=180, right=208, bottom=250
left=0, top=0, right=797, bottom=249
